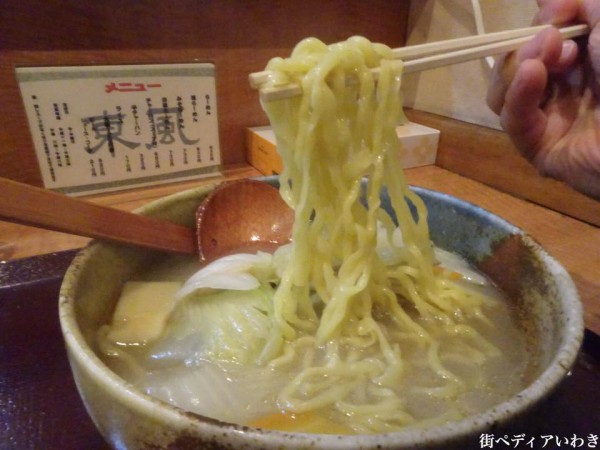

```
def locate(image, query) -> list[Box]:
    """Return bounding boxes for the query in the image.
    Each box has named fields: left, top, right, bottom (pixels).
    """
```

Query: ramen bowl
left=59, top=177, right=583, bottom=449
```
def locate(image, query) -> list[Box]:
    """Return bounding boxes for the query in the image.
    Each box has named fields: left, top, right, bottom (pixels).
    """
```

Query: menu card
left=17, top=63, right=221, bottom=195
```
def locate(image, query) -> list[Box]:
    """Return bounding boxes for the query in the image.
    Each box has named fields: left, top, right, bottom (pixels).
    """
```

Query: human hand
left=487, top=0, right=600, bottom=199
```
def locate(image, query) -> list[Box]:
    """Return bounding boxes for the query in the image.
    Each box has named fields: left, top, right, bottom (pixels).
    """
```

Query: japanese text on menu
left=17, top=63, right=221, bottom=195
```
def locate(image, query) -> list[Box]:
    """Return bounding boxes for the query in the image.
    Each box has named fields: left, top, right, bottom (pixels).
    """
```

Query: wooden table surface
left=1, top=164, right=599, bottom=335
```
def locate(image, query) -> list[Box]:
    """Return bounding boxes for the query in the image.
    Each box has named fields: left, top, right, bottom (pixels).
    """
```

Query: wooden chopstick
left=392, top=24, right=551, bottom=60
left=251, top=24, right=589, bottom=102
left=249, top=25, right=548, bottom=88
left=403, top=23, right=587, bottom=74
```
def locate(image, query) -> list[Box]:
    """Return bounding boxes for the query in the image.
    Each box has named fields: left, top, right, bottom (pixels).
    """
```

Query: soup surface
left=98, top=245, right=532, bottom=434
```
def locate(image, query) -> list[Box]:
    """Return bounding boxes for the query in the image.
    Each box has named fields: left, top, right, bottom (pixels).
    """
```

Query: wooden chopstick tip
left=249, top=24, right=590, bottom=101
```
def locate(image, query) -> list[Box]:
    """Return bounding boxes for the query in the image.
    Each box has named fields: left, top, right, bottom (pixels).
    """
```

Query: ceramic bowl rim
left=58, top=183, right=584, bottom=449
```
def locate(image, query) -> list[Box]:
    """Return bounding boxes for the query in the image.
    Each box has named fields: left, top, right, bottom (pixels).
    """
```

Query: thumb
left=487, top=28, right=563, bottom=114
left=499, top=59, right=548, bottom=161
left=487, top=52, right=517, bottom=115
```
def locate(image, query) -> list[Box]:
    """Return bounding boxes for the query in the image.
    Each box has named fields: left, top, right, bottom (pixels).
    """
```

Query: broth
left=98, top=250, right=532, bottom=434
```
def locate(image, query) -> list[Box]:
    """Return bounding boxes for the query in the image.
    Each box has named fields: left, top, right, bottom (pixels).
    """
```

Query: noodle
left=256, top=36, right=500, bottom=430
left=99, top=36, right=530, bottom=434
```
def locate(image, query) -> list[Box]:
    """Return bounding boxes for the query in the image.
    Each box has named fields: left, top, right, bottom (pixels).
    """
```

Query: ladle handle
left=0, top=177, right=197, bottom=255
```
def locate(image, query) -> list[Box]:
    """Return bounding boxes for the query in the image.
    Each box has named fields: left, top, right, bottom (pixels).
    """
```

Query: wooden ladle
left=196, top=179, right=294, bottom=262
left=0, top=177, right=293, bottom=260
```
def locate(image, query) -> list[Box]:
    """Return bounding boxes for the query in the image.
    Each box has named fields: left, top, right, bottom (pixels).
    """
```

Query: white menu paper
left=17, top=63, right=221, bottom=195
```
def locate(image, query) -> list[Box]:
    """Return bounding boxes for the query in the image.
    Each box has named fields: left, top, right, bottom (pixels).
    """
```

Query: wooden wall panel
left=406, top=109, right=600, bottom=227
left=0, top=0, right=410, bottom=186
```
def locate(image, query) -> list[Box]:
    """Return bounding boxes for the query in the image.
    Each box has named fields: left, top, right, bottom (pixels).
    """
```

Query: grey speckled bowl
left=59, top=178, right=584, bottom=450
